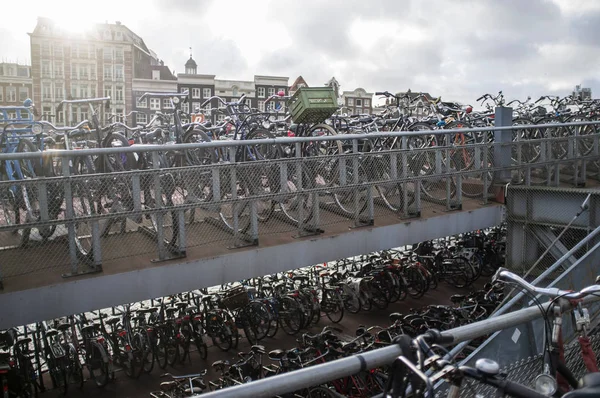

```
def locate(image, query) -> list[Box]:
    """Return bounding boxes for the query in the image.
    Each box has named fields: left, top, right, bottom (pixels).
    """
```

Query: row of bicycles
left=0, top=226, right=505, bottom=396
left=0, top=88, right=588, bottom=265
left=150, top=277, right=505, bottom=397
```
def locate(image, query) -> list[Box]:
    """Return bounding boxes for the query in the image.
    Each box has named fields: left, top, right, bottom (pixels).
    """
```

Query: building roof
left=290, top=75, right=308, bottom=91
left=185, top=56, right=197, bottom=69
left=137, top=65, right=176, bottom=81
left=29, top=17, right=151, bottom=55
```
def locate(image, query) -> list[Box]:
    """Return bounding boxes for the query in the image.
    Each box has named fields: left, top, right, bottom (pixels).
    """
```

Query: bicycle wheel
left=404, top=266, right=428, bottom=299
left=68, top=346, right=84, bottom=390
left=130, top=333, right=145, bottom=378
left=87, top=344, right=109, bottom=388
left=154, top=329, right=168, bottom=370
left=242, top=129, right=282, bottom=223
left=49, top=360, right=68, bottom=395
left=279, top=161, right=316, bottom=225
left=278, top=297, right=304, bottom=335
left=342, top=286, right=361, bottom=314
left=322, top=290, right=344, bottom=324
left=207, top=314, right=233, bottom=352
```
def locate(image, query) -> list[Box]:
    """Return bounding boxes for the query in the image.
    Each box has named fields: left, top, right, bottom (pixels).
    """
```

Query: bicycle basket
left=289, top=87, right=338, bottom=124
left=220, top=286, right=249, bottom=310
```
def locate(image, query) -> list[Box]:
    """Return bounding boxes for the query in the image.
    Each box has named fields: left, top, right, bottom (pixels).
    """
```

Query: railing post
left=493, top=106, right=513, bottom=184
left=61, top=156, right=79, bottom=274
left=401, top=136, right=409, bottom=218
left=152, top=151, right=166, bottom=260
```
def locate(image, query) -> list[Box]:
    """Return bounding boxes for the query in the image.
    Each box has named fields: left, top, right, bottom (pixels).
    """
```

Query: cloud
left=3, top=0, right=600, bottom=103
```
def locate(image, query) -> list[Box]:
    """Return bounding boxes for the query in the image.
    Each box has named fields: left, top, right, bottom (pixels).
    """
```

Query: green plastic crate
left=289, top=87, right=338, bottom=124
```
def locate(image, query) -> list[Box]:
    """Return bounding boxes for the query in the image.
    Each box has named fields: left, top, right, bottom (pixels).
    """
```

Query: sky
left=2, top=0, right=600, bottom=104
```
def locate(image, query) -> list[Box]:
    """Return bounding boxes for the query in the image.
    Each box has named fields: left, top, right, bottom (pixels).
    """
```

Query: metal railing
left=0, top=117, right=599, bottom=286
left=199, top=294, right=600, bottom=398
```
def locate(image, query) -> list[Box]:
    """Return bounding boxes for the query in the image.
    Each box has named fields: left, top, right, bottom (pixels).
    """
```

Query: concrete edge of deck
left=0, top=204, right=504, bottom=329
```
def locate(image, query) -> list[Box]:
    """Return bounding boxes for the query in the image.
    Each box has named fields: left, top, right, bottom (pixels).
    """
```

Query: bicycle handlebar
left=138, top=92, right=188, bottom=101
left=493, top=268, right=600, bottom=299
left=38, top=120, right=90, bottom=131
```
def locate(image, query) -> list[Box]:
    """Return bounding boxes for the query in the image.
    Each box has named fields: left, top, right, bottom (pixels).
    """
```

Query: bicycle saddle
left=105, top=316, right=121, bottom=326
left=389, top=313, right=403, bottom=322
left=56, top=323, right=72, bottom=332
left=268, top=349, right=285, bottom=360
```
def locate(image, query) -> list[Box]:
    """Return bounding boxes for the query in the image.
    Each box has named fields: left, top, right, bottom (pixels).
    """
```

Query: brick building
left=29, top=17, right=156, bottom=125
left=0, top=63, right=33, bottom=112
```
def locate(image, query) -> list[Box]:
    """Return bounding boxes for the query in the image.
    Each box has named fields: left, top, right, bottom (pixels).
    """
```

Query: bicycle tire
left=323, top=290, right=344, bottom=324
left=87, top=344, right=109, bottom=388
left=278, top=297, right=304, bottom=335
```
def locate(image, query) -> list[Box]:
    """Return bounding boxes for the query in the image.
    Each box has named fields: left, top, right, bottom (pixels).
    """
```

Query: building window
left=42, top=84, right=52, bottom=101
left=180, top=87, right=189, bottom=94
left=232, top=86, right=239, bottom=96
left=55, top=84, right=64, bottom=100
left=104, top=86, right=112, bottom=98
left=103, top=47, right=112, bottom=61
left=41, top=41, right=51, bottom=57
left=19, top=87, right=29, bottom=102
left=181, top=102, right=189, bottom=114
left=115, top=86, right=124, bottom=101
left=191, top=102, right=201, bottom=112
left=70, top=45, right=78, bottom=59
left=137, top=97, right=147, bottom=108
left=90, top=64, right=96, bottom=80
left=115, top=48, right=124, bottom=61
left=18, top=67, right=29, bottom=77
left=364, top=99, right=370, bottom=107
left=257, top=87, right=265, bottom=98
left=79, top=64, right=88, bottom=79
left=90, top=85, right=96, bottom=98
left=150, top=98, right=160, bottom=110
left=115, top=31, right=123, bottom=41
left=258, top=100, right=265, bottom=112
left=78, top=43, right=88, bottom=59
left=192, top=88, right=201, bottom=98
left=42, top=61, right=51, bottom=78
left=71, top=85, right=78, bottom=98
left=152, top=70, right=160, bottom=80
left=203, top=88, right=211, bottom=98
left=88, top=44, right=96, bottom=59
left=0, top=87, right=3, bottom=102
left=42, top=107, right=52, bottom=121
left=163, top=98, right=173, bottom=109
left=103, top=65, right=112, bottom=80
left=348, top=98, right=354, bottom=106
left=136, top=113, right=147, bottom=125
left=356, top=99, right=362, bottom=107
left=268, top=88, right=275, bottom=97
left=54, top=62, right=63, bottom=78
left=245, top=98, right=252, bottom=108
left=71, top=107, right=79, bottom=123
left=7, top=87, right=16, bottom=102
left=115, top=65, right=124, bottom=80
left=80, top=85, right=88, bottom=98
left=71, top=64, right=79, bottom=80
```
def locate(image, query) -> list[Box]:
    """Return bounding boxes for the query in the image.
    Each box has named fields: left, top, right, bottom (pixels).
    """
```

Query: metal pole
left=494, top=106, right=513, bottom=183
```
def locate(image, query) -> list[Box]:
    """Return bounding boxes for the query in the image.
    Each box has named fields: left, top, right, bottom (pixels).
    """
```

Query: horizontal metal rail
left=0, top=120, right=596, bottom=160
left=200, top=295, right=600, bottom=398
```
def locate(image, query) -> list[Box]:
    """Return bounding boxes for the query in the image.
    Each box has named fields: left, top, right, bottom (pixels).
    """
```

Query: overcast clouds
left=2, top=0, right=600, bottom=103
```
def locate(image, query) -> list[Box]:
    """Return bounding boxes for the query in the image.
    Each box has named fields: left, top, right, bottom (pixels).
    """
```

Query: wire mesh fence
left=0, top=122, right=598, bottom=288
